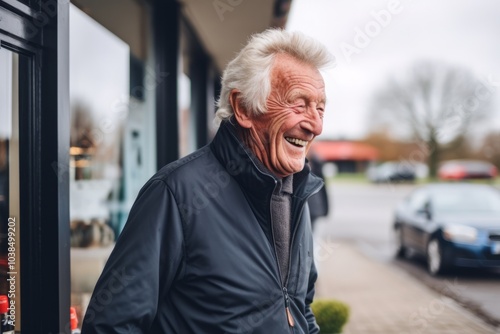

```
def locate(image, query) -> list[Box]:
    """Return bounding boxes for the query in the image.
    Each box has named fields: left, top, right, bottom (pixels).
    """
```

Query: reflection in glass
left=0, top=47, right=21, bottom=331
left=69, top=4, right=130, bottom=328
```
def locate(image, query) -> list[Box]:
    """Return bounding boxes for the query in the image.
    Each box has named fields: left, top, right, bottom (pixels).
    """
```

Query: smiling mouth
left=285, top=137, right=308, bottom=148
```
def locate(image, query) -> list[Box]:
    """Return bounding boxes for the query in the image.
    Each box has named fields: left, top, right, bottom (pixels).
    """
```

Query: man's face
left=241, top=54, right=326, bottom=178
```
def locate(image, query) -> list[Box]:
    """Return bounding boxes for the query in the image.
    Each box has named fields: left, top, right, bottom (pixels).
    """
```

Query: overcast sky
left=287, top=0, right=500, bottom=140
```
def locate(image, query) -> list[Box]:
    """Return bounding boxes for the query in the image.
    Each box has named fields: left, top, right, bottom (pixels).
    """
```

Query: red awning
left=311, top=141, right=379, bottom=161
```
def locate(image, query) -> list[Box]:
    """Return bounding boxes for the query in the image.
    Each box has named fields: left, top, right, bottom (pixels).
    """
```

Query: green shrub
left=311, top=299, right=350, bottom=334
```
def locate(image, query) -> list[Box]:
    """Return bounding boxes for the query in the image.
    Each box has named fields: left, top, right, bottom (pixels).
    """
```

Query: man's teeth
left=285, top=137, right=308, bottom=147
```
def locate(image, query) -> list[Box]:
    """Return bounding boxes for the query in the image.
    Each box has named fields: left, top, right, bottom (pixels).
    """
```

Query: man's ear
left=230, top=89, right=253, bottom=129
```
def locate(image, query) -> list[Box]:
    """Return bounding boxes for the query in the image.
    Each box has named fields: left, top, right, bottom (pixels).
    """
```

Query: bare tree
left=479, top=132, right=500, bottom=169
left=370, top=61, right=493, bottom=177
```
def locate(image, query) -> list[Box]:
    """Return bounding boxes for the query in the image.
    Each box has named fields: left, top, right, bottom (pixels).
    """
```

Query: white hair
left=214, top=29, right=333, bottom=125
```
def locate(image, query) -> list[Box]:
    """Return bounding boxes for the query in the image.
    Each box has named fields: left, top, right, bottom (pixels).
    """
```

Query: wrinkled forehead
left=270, top=54, right=326, bottom=101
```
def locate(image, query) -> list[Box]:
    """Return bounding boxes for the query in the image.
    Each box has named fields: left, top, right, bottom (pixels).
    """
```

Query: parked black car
left=393, top=183, right=500, bottom=275
left=368, top=161, right=416, bottom=183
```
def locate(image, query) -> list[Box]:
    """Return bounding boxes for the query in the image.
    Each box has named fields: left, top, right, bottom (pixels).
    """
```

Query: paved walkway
left=314, top=240, right=499, bottom=334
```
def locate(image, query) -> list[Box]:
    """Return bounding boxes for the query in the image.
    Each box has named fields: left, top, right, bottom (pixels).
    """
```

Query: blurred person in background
left=82, top=29, right=332, bottom=334
left=307, top=152, right=330, bottom=230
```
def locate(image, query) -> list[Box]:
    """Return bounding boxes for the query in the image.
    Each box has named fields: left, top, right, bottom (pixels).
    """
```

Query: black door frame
left=0, top=0, right=70, bottom=332
left=153, top=0, right=180, bottom=169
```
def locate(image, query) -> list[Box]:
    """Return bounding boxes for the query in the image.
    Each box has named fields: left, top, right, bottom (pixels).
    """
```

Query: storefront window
left=69, top=4, right=130, bottom=328
left=0, top=48, right=21, bottom=332
left=69, top=2, right=159, bottom=328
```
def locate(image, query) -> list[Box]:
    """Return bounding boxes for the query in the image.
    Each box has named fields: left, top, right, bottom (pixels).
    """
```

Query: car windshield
left=431, top=187, right=500, bottom=214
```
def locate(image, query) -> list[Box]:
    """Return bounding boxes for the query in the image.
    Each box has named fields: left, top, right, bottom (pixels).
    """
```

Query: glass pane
left=179, top=22, right=195, bottom=157
left=69, top=5, right=130, bottom=330
left=0, top=48, right=21, bottom=332
left=179, top=70, right=193, bottom=157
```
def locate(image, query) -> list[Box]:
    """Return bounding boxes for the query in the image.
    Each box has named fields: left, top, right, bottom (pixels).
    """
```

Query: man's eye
left=293, top=104, right=306, bottom=112
left=291, top=98, right=306, bottom=108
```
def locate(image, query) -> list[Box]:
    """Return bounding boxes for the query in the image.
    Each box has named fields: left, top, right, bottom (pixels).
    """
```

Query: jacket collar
left=210, top=120, right=323, bottom=204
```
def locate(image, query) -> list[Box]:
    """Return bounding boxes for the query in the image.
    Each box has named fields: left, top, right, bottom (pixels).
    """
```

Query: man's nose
left=302, top=107, right=323, bottom=136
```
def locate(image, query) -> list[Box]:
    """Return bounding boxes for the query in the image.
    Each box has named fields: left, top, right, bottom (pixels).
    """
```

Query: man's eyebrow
left=288, top=91, right=327, bottom=104
left=312, top=95, right=327, bottom=105
left=287, top=91, right=305, bottom=102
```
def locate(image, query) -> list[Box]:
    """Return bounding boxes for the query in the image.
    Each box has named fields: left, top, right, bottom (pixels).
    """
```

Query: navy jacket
left=82, top=121, right=322, bottom=333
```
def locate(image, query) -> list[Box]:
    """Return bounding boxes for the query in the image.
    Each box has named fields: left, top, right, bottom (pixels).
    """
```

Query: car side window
left=408, top=190, right=429, bottom=213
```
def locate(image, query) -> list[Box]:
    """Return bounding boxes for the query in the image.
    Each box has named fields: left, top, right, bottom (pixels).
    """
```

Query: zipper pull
left=283, top=287, right=295, bottom=327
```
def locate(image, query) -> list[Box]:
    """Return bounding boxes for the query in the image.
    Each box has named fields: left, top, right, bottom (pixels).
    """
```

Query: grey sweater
left=271, top=175, right=293, bottom=285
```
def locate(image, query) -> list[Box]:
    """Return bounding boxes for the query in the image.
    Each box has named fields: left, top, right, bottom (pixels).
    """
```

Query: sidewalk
left=314, top=240, right=499, bottom=334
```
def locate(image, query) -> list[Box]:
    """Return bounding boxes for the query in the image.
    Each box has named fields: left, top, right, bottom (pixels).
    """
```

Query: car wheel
left=427, top=238, right=446, bottom=276
left=394, top=226, right=406, bottom=258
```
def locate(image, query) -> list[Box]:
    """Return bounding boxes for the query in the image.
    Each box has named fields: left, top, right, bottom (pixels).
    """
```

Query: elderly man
left=82, top=29, right=332, bottom=333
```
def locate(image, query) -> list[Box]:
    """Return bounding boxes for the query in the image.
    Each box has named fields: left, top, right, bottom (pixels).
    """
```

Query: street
left=314, top=181, right=500, bottom=327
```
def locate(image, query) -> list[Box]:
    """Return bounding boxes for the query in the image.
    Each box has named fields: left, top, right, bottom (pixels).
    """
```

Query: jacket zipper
left=251, top=156, right=322, bottom=332
left=283, top=287, right=295, bottom=327
left=281, top=181, right=324, bottom=331
left=268, top=181, right=295, bottom=332
left=269, top=180, right=322, bottom=332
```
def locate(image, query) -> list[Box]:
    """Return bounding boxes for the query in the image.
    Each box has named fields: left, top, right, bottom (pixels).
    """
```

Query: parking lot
left=314, top=181, right=500, bottom=326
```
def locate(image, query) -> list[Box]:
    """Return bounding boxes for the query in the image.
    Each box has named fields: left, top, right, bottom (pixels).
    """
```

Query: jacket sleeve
left=81, top=179, right=184, bottom=333
left=305, top=240, right=320, bottom=334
